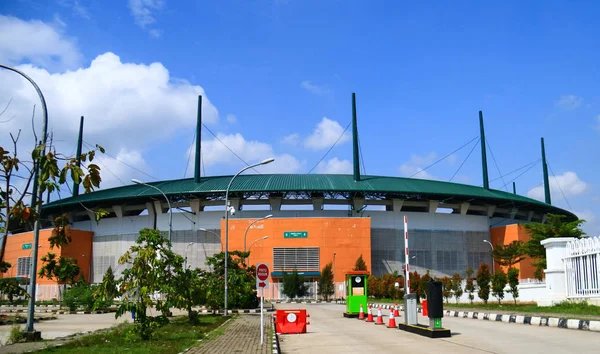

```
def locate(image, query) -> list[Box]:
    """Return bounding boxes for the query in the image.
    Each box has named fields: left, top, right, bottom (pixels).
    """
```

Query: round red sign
left=257, top=264, right=269, bottom=281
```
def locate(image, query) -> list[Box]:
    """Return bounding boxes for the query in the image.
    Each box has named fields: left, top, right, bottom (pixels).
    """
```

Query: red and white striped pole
left=404, top=215, right=409, bottom=294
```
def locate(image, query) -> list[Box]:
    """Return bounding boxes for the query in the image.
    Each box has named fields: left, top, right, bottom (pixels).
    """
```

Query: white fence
left=565, top=237, right=600, bottom=299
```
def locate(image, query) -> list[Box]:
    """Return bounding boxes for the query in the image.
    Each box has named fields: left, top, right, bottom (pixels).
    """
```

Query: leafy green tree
left=476, top=263, right=491, bottom=304
left=464, top=268, right=475, bottom=304
left=418, top=270, right=432, bottom=300
left=170, top=267, right=207, bottom=323
left=62, top=279, right=95, bottom=311
left=92, top=266, right=119, bottom=310
left=111, top=228, right=182, bottom=340
left=353, top=254, right=368, bottom=271
left=523, top=213, right=585, bottom=280
left=507, top=267, right=520, bottom=305
left=282, top=267, right=308, bottom=299
left=0, top=278, right=28, bottom=303
left=318, top=262, right=334, bottom=301
left=451, top=273, right=463, bottom=303
left=491, top=241, right=527, bottom=268
left=380, top=273, right=397, bottom=299
left=491, top=268, right=508, bottom=304
left=203, top=250, right=257, bottom=310
left=440, top=276, right=452, bottom=304
left=38, top=253, right=81, bottom=299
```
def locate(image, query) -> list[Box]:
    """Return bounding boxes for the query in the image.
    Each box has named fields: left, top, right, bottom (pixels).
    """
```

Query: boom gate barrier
left=274, top=309, right=310, bottom=334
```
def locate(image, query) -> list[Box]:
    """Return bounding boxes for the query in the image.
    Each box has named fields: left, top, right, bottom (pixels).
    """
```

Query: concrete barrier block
left=548, top=318, right=559, bottom=327
left=588, top=321, right=600, bottom=332
left=566, top=319, right=580, bottom=329
left=530, top=316, right=542, bottom=326
left=501, top=315, right=511, bottom=323
left=515, top=315, right=525, bottom=324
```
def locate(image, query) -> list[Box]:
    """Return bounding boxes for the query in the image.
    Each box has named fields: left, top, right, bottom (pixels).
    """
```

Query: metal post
left=352, top=93, right=361, bottom=181
left=224, top=158, right=274, bottom=316
left=0, top=64, right=49, bottom=336
left=260, top=288, right=264, bottom=345
left=479, top=111, right=489, bottom=190
left=243, top=215, right=272, bottom=252
left=513, top=182, right=517, bottom=195
left=131, top=179, right=172, bottom=244
left=541, top=137, right=551, bottom=205
left=194, top=95, right=202, bottom=183
left=72, top=116, right=84, bottom=197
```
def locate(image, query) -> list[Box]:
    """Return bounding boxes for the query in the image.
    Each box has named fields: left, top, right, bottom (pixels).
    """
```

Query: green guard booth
left=343, top=271, right=369, bottom=318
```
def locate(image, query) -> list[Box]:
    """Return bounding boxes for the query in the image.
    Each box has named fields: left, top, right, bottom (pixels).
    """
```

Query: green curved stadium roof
left=42, top=174, right=575, bottom=219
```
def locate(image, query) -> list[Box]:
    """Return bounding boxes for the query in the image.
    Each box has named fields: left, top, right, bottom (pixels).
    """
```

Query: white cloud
left=527, top=171, right=587, bottom=201
left=304, top=117, right=350, bottom=150
left=300, top=80, right=330, bottom=95
left=0, top=15, right=82, bottom=70
left=92, top=148, right=150, bottom=189
left=226, top=114, right=237, bottom=124
left=128, top=0, right=164, bottom=37
left=555, top=94, right=583, bottom=110
left=57, top=0, right=91, bottom=19
left=315, top=158, right=352, bottom=174
left=399, top=152, right=438, bottom=180
left=186, top=133, right=302, bottom=175
left=281, top=133, right=299, bottom=146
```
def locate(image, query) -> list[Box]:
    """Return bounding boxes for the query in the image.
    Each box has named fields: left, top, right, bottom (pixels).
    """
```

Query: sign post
left=256, top=263, right=270, bottom=345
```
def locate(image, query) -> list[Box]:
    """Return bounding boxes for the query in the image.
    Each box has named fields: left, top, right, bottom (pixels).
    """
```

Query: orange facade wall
left=221, top=217, right=371, bottom=282
left=0, top=229, right=93, bottom=284
left=490, top=224, right=536, bottom=279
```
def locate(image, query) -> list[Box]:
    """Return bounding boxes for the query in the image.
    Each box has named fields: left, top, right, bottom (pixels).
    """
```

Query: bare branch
left=0, top=98, right=12, bottom=117
left=0, top=115, right=16, bottom=124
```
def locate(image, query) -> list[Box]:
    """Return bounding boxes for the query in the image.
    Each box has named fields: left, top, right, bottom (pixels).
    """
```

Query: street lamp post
left=483, top=240, right=495, bottom=274
left=224, top=158, right=274, bottom=316
left=132, top=179, right=172, bottom=245
left=1, top=64, right=49, bottom=337
left=243, top=215, right=273, bottom=252
left=184, top=242, right=194, bottom=269
left=247, top=236, right=268, bottom=266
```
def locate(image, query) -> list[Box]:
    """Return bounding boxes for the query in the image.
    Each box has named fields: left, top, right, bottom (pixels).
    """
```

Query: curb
left=273, top=300, right=346, bottom=304
left=272, top=315, right=281, bottom=354
left=367, top=303, right=600, bottom=333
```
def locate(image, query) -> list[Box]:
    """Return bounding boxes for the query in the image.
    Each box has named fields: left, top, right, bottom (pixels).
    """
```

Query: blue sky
left=0, top=0, right=598, bottom=235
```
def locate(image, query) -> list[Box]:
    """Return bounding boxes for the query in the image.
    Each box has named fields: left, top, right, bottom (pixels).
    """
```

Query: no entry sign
left=256, top=263, right=270, bottom=289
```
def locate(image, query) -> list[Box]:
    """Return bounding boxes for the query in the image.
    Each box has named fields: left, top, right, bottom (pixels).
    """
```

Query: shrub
left=451, top=273, right=463, bottom=303
left=507, top=267, right=520, bottom=304
left=440, top=277, right=452, bottom=303
left=491, top=268, right=508, bottom=304
left=62, top=280, right=94, bottom=311
left=464, top=268, right=475, bottom=304
left=7, top=324, right=25, bottom=345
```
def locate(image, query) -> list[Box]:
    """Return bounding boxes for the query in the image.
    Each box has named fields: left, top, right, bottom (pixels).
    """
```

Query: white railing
left=565, top=237, right=600, bottom=298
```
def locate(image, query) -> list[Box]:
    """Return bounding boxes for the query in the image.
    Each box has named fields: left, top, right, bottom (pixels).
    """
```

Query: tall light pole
left=247, top=236, right=268, bottom=266
left=184, top=242, right=194, bottom=269
left=132, top=179, right=172, bottom=245
left=243, top=215, right=273, bottom=252
left=1, top=64, right=49, bottom=337
left=224, top=158, right=274, bottom=316
left=483, top=240, right=495, bottom=274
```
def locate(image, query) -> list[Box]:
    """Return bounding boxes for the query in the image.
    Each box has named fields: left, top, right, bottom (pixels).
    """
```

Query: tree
left=491, top=241, right=527, bottom=268
left=523, top=213, right=585, bottom=280
left=93, top=266, right=119, bottom=310
left=440, top=276, right=452, bottom=303
left=318, top=262, right=334, bottom=301
left=0, top=278, right=28, bottom=303
left=0, top=124, right=105, bottom=267
left=464, top=268, right=475, bottom=304
left=491, top=268, right=508, bottom=304
left=170, top=267, right=207, bottom=323
left=109, top=228, right=182, bottom=340
left=451, top=272, right=463, bottom=303
left=282, top=267, right=308, bottom=299
left=507, top=267, right=520, bottom=305
left=203, top=250, right=258, bottom=310
left=476, top=263, right=491, bottom=304
left=38, top=253, right=81, bottom=300
left=367, top=275, right=381, bottom=298
left=353, top=254, right=368, bottom=271
left=409, top=271, right=421, bottom=301
left=418, top=270, right=432, bottom=301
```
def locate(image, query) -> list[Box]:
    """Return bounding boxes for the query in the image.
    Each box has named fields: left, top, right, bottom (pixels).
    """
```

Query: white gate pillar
left=538, top=237, right=577, bottom=306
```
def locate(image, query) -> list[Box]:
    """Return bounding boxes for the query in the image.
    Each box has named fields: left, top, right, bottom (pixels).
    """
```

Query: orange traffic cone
left=387, top=308, right=397, bottom=328
left=365, top=305, right=374, bottom=322
left=375, top=306, right=384, bottom=325
left=393, top=303, right=400, bottom=317
left=358, top=304, right=365, bottom=320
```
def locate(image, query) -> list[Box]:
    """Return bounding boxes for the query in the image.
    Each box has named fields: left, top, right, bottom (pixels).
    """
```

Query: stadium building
left=1, top=94, right=576, bottom=300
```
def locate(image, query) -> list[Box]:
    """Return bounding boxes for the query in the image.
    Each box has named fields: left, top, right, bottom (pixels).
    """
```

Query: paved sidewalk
left=188, top=314, right=272, bottom=354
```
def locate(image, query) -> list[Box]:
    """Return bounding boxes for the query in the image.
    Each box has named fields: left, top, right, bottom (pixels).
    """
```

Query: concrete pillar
left=270, top=196, right=282, bottom=211
left=312, top=196, right=324, bottom=211
left=392, top=199, right=404, bottom=212
left=228, top=198, right=240, bottom=213
left=190, top=199, right=203, bottom=214
left=154, top=201, right=164, bottom=214
left=460, top=202, right=470, bottom=216
left=538, top=237, right=577, bottom=306
left=527, top=211, right=534, bottom=222
left=428, top=200, right=439, bottom=214
left=112, top=205, right=124, bottom=219
left=487, top=205, right=497, bottom=218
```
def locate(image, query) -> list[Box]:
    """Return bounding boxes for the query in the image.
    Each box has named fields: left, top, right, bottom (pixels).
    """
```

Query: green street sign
left=22, top=243, right=32, bottom=250
left=284, top=231, right=308, bottom=238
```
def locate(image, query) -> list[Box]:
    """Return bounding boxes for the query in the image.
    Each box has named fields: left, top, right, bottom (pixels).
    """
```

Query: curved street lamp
left=132, top=179, right=172, bottom=245
left=243, top=215, right=273, bottom=252
left=224, top=158, right=274, bottom=316
left=1, top=64, right=49, bottom=336
left=483, top=240, right=495, bottom=274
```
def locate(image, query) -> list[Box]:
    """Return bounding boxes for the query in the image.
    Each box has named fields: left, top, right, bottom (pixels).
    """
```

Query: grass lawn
left=34, top=315, right=229, bottom=354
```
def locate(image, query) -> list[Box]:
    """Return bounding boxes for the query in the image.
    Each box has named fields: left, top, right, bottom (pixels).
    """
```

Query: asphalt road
left=275, top=303, right=599, bottom=354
